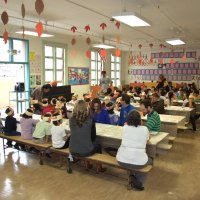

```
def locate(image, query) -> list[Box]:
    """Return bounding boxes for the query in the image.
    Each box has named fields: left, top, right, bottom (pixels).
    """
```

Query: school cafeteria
left=0, top=0, right=200, bottom=199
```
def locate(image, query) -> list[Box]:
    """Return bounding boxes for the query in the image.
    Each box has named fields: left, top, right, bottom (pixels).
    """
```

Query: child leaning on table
left=51, top=113, right=70, bottom=149
left=32, top=113, right=52, bottom=144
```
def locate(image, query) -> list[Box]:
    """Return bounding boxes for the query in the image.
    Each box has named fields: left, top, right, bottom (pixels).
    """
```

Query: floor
left=0, top=129, right=200, bottom=200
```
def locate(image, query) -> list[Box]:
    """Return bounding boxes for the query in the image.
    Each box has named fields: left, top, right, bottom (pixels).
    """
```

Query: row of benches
left=0, top=133, right=153, bottom=186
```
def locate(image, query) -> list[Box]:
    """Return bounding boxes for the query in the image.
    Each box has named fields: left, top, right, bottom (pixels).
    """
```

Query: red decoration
left=100, top=49, right=107, bottom=57
left=115, top=48, right=121, bottom=57
left=3, top=30, right=8, bottom=44
left=71, top=38, right=76, bottom=46
left=86, top=50, right=91, bottom=58
left=35, top=21, right=43, bottom=37
left=100, top=23, right=107, bottom=30
left=170, top=58, right=174, bottom=64
left=160, top=44, right=163, bottom=48
left=71, top=49, right=76, bottom=58
left=35, top=0, right=44, bottom=15
left=159, top=58, right=163, bottom=64
left=21, top=3, right=25, bottom=18
left=84, top=25, right=90, bottom=32
left=71, top=26, right=77, bottom=33
left=115, top=21, right=120, bottom=29
left=138, top=57, right=142, bottom=65
left=86, top=37, right=91, bottom=45
left=1, top=11, right=9, bottom=25
left=150, top=57, right=154, bottom=64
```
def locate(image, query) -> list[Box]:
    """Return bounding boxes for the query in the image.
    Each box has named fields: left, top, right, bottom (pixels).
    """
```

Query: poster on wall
left=68, top=67, right=89, bottom=85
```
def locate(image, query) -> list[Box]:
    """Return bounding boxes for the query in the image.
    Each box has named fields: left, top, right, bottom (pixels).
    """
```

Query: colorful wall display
left=68, top=67, right=89, bottom=85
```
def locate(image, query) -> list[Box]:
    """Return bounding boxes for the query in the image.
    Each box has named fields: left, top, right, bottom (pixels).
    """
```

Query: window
left=111, top=54, right=121, bottom=86
left=90, top=51, right=104, bottom=85
left=43, top=43, right=66, bottom=85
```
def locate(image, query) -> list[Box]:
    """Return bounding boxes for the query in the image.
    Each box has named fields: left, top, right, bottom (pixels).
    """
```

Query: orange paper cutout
left=3, top=30, right=8, bottom=44
left=35, top=22, right=43, bottom=37
left=115, top=48, right=121, bottom=57
left=86, top=50, right=91, bottom=58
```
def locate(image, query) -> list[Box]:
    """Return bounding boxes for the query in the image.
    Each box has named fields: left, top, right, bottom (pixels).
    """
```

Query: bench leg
left=39, top=151, right=44, bottom=165
left=66, top=157, right=72, bottom=174
left=2, top=138, right=5, bottom=156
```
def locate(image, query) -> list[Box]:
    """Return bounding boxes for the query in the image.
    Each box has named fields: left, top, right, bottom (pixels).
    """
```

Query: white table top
left=61, top=120, right=169, bottom=146
left=142, top=114, right=186, bottom=124
left=165, top=106, right=194, bottom=112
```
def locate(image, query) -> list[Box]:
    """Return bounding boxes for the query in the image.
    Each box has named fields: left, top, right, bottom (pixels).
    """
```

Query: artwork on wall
left=30, top=74, right=42, bottom=87
left=68, top=67, right=89, bottom=85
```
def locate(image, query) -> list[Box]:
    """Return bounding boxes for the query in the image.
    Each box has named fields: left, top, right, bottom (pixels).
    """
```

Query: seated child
left=51, top=113, right=70, bottom=149
left=68, top=94, right=78, bottom=106
left=20, top=108, right=39, bottom=140
left=33, top=113, right=52, bottom=144
left=106, top=102, right=118, bottom=125
left=4, top=107, right=21, bottom=149
left=42, top=98, right=55, bottom=114
left=56, top=96, right=67, bottom=117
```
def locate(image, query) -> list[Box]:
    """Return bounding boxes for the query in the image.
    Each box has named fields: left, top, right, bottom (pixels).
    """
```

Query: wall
left=123, top=49, right=200, bottom=88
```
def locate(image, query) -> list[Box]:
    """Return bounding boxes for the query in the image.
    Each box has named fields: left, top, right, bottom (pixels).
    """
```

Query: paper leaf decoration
left=86, top=50, right=91, bottom=58
left=100, top=23, right=107, bottom=30
left=21, top=3, right=25, bottom=18
left=115, top=48, right=121, bottom=57
left=3, top=30, right=8, bottom=44
left=115, top=21, right=120, bottom=29
left=71, top=38, right=76, bottom=46
left=86, top=37, right=91, bottom=45
left=1, top=11, right=9, bottom=25
left=100, top=49, right=107, bottom=57
left=71, top=49, right=76, bottom=58
left=35, top=21, right=43, bottom=37
left=159, top=58, right=163, bottom=64
left=71, top=26, right=77, bottom=33
left=149, top=43, right=153, bottom=48
left=35, top=0, right=44, bottom=15
left=4, top=0, right=7, bottom=3
left=84, top=25, right=90, bottom=32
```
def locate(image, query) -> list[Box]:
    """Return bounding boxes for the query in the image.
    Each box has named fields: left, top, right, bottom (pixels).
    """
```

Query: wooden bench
left=50, top=147, right=152, bottom=183
left=0, top=133, right=52, bottom=165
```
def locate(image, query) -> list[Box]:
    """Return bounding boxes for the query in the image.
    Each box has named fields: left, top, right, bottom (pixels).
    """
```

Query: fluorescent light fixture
left=112, top=12, right=150, bottom=27
left=15, top=30, right=54, bottom=37
left=93, top=44, right=115, bottom=49
left=166, top=39, right=185, bottom=46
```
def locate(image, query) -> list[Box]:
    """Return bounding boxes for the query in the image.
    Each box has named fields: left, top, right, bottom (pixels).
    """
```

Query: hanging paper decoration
left=71, top=38, right=76, bottom=46
left=115, top=48, right=121, bottom=57
left=1, top=11, right=9, bottom=44
left=1, top=11, right=9, bottom=25
left=71, top=49, right=76, bottom=58
left=86, top=37, right=91, bottom=45
left=21, top=2, right=26, bottom=39
left=138, top=44, right=142, bottom=49
left=159, top=58, right=163, bottom=64
left=4, top=0, right=7, bottom=3
left=149, top=43, right=154, bottom=65
left=71, top=26, right=77, bottom=33
left=170, top=58, right=174, bottom=64
left=3, top=30, right=8, bottom=44
left=35, top=0, right=44, bottom=15
left=115, top=21, right=120, bottom=29
left=84, top=25, right=90, bottom=32
left=100, top=23, right=107, bottom=30
left=35, top=21, right=43, bottom=37
left=86, top=50, right=91, bottom=58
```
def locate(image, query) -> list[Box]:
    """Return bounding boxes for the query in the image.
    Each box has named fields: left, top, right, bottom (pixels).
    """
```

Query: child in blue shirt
left=106, top=102, right=118, bottom=125
left=91, top=98, right=110, bottom=124
left=118, top=94, right=135, bottom=126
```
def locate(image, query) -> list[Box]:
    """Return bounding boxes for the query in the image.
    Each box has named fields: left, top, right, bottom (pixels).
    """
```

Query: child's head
left=51, top=113, right=63, bottom=126
left=51, top=98, right=57, bottom=106
left=106, top=102, right=114, bottom=114
left=5, top=107, right=14, bottom=117
left=42, top=113, right=52, bottom=123
left=72, top=94, right=78, bottom=101
left=58, top=97, right=66, bottom=104
left=22, top=108, right=34, bottom=119
left=42, top=98, right=48, bottom=107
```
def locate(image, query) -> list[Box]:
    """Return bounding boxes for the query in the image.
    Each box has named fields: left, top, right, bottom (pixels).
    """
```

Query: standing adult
left=156, top=74, right=166, bottom=90
left=99, top=71, right=111, bottom=93
left=31, top=84, right=52, bottom=114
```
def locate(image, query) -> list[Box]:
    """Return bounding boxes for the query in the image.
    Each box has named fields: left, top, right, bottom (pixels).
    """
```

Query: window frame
left=111, top=54, right=121, bottom=87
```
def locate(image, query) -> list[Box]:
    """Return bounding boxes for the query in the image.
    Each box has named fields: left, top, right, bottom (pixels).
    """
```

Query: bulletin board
left=68, top=67, right=89, bottom=85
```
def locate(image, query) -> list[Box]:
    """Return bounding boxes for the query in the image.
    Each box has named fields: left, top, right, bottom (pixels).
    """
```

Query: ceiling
left=0, top=0, right=200, bottom=51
